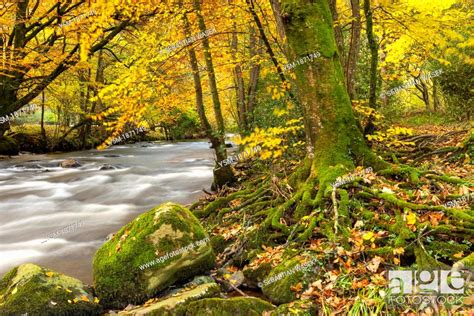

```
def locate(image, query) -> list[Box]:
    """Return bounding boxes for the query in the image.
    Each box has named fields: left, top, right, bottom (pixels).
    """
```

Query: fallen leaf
left=367, top=256, right=383, bottom=272
left=362, top=231, right=375, bottom=241
left=393, top=247, right=405, bottom=255
left=406, top=212, right=416, bottom=225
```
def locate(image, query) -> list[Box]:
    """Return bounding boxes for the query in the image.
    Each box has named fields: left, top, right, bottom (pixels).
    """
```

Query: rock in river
left=93, top=202, right=215, bottom=309
left=60, top=159, right=81, bottom=168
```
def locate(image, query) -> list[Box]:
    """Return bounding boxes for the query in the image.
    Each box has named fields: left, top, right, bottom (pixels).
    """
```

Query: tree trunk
left=183, top=4, right=235, bottom=188
left=230, top=11, right=247, bottom=134
left=346, top=0, right=361, bottom=100
left=78, top=68, right=91, bottom=149
left=274, top=0, right=383, bottom=190
left=363, top=0, right=378, bottom=136
left=421, top=80, right=431, bottom=112
left=40, top=91, right=47, bottom=148
left=433, top=78, right=440, bottom=112
left=247, top=26, right=261, bottom=127
left=329, top=0, right=345, bottom=68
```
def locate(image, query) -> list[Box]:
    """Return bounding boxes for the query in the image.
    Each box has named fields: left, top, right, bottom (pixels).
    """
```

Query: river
left=0, top=140, right=215, bottom=284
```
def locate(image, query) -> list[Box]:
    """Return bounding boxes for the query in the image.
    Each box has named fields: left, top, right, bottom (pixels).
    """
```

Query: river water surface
left=0, top=141, right=215, bottom=284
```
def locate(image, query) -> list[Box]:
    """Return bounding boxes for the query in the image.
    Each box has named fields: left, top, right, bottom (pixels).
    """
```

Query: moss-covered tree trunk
left=274, top=0, right=382, bottom=188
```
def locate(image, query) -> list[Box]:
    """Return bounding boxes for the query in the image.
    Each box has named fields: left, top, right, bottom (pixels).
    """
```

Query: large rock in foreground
left=261, top=253, right=320, bottom=304
left=117, top=276, right=220, bottom=315
left=0, top=263, right=101, bottom=315
left=184, top=297, right=275, bottom=315
left=93, top=202, right=215, bottom=308
left=270, top=299, right=318, bottom=315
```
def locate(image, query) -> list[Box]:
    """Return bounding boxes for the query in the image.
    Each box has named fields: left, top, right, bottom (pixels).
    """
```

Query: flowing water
left=0, top=141, right=215, bottom=284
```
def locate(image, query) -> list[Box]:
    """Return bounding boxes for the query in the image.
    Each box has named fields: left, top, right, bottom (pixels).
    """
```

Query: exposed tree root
left=194, top=159, right=473, bottom=276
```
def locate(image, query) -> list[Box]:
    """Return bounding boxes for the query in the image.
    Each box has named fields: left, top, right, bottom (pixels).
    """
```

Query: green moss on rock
left=0, top=263, right=101, bottom=315
left=270, top=299, right=318, bottom=315
left=243, top=261, right=273, bottom=288
left=261, top=254, right=320, bottom=304
left=184, top=297, right=275, bottom=315
left=117, top=281, right=221, bottom=315
left=93, top=202, right=215, bottom=309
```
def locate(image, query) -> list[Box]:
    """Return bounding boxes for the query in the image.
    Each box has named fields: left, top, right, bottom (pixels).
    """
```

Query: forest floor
left=189, top=116, right=473, bottom=315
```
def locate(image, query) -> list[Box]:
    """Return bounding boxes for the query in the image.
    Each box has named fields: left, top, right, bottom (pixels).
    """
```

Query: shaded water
left=0, top=141, right=215, bottom=284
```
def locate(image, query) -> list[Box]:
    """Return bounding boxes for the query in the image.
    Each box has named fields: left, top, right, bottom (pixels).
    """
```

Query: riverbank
left=0, top=123, right=208, bottom=156
left=0, top=141, right=215, bottom=283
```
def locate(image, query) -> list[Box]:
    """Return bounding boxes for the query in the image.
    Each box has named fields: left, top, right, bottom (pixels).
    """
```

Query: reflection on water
left=0, top=141, right=215, bottom=284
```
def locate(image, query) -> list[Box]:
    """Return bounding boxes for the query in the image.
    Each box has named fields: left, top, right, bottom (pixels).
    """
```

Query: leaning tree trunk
left=183, top=3, right=235, bottom=189
left=272, top=0, right=384, bottom=211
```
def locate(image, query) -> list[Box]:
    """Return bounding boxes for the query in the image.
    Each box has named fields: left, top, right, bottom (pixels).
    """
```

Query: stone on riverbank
left=116, top=277, right=220, bottom=315
left=93, top=202, right=215, bottom=309
left=270, top=299, right=318, bottom=315
left=0, top=263, right=101, bottom=315
left=183, top=297, right=275, bottom=315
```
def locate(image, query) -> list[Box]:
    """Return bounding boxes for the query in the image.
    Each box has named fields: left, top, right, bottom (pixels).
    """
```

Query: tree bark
left=247, top=26, right=261, bottom=127
left=421, top=80, right=431, bottom=112
left=433, top=78, right=440, bottom=112
left=329, top=0, right=346, bottom=69
left=273, top=0, right=383, bottom=186
left=363, top=0, right=378, bottom=136
left=40, top=91, right=47, bottom=148
left=230, top=9, right=248, bottom=134
left=346, top=0, right=361, bottom=100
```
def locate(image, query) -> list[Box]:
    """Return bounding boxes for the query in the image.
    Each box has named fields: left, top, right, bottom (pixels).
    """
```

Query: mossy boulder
left=93, top=202, right=215, bottom=308
left=0, top=263, right=101, bottom=315
left=270, top=300, right=318, bottom=315
left=183, top=297, right=275, bottom=315
left=0, top=136, right=19, bottom=156
left=261, top=253, right=320, bottom=304
left=243, top=261, right=272, bottom=288
left=117, top=279, right=220, bottom=315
